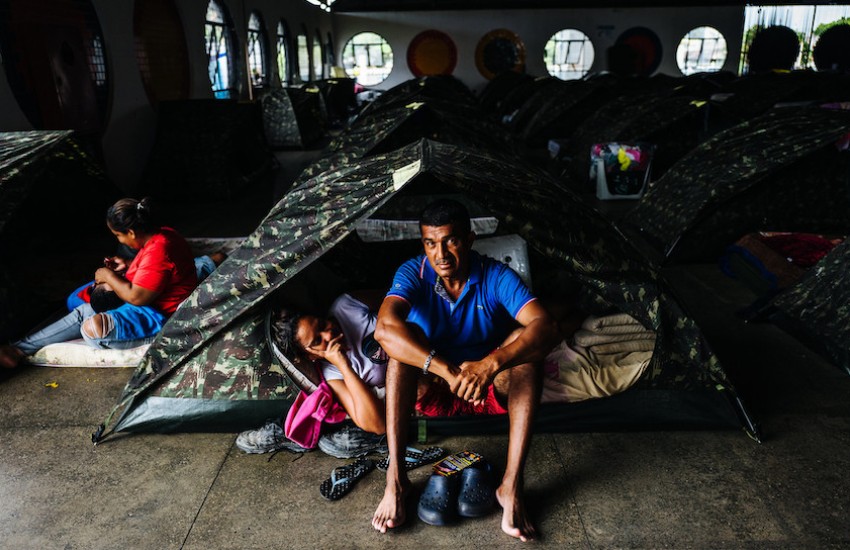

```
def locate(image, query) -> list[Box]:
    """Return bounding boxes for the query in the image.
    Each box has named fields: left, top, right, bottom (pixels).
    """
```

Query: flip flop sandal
left=457, top=462, right=496, bottom=518
left=417, top=472, right=460, bottom=526
left=376, top=446, right=446, bottom=472
left=319, top=457, right=375, bottom=501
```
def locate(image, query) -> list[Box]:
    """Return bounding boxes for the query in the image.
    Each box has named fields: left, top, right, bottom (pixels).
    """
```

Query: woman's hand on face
left=311, top=333, right=348, bottom=365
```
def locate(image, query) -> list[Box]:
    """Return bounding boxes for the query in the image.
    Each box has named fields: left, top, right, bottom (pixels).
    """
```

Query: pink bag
left=284, top=375, right=347, bottom=449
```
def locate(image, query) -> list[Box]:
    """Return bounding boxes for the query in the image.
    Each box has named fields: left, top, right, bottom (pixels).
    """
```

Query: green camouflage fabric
left=1, top=131, right=117, bottom=342
left=492, top=76, right=560, bottom=119
left=330, top=100, right=509, bottom=157
left=771, top=239, right=850, bottom=374
left=99, top=138, right=750, bottom=439
left=478, top=71, right=535, bottom=113
left=142, top=100, right=277, bottom=201
left=259, top=88, right=304, bottom=148
left=629, top=106, right=850, bottom=262
left=358, top=75, right=477, bottom=118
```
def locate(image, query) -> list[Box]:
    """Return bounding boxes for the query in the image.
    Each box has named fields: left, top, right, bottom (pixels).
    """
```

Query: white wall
left=333, top=6, right=746, bottom=93
left=0, top=3, right=744, bottom=191
left=0, top=0, right=332, bottom=193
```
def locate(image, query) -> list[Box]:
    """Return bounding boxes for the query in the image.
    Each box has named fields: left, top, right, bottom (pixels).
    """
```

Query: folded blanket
left=541, top=340, right=651, bottom=403
left=581, top=313, right=647, bottom=334
left=590, top=339, right=656, bottom=354
left=573, top=329, right=656, bottom=347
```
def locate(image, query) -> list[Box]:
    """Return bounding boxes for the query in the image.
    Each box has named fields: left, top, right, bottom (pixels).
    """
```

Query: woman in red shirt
left=0, top=197, right=197, bottom=368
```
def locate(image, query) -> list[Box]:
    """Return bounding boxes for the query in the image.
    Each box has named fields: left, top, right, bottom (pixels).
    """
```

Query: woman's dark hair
left=106, top=197, right=158, bottom=233
left=419, top=198, right=471, bottom=234
left=270, top=308, right=303, bottom=359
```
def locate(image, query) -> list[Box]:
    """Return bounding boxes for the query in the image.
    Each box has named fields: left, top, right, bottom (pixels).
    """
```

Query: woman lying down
left=236, top=292, right=655, bottom=457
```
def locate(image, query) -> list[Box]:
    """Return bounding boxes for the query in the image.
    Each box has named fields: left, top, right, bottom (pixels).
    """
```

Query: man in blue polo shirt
left=371, top=199, right=559, bottom=542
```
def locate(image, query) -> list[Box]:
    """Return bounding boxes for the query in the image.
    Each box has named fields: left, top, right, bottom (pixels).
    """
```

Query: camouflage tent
left=478, top=71, right=535, bottom=114
left=260, top=87, right=327, bottom=149
left=142, top=99, right=278, bottom=202
left=627, top=106, right=850, bottom=263
left=0, top=131, right=119, bottom=342
left=357, top=75, right=476, bottom=119
left=768, top=240, right=850, bottom=375
left=95, top=139, right=757, bottom=442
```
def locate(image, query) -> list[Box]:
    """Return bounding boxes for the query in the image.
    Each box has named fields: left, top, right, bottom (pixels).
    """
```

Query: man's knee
left=81, top=314, right=115, bottom=339
left=494, top=361, right=541, bottom=398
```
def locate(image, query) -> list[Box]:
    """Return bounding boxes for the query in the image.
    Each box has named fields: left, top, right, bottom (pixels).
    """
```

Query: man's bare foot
left=496, top=484, right=536, bottom=542
left=0, top=345, right=24, bottom=369
left=371, top=480, right=410, bottom=533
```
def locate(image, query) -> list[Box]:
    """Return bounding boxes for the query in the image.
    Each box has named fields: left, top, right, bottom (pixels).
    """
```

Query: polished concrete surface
left=2, top=148, right=849, bottom=548
left=2, top=259, right=849, bottom=549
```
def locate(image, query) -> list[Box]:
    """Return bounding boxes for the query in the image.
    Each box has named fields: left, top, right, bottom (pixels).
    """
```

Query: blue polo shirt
left=387, top=250, right=536, bottom=365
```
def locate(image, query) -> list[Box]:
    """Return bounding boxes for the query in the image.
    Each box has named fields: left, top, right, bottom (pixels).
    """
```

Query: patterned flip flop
left=376, top=446, right=445, bottom=472
left=319, top=457, right=375, bottom=501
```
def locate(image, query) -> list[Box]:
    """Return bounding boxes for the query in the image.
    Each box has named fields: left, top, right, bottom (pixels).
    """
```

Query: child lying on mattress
left=0, top=197, right=225, bottom=369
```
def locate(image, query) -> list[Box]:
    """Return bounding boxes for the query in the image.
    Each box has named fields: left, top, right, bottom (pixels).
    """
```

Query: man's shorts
left=106, top=303, right=167, bottom=341
left=416, top=380, right=508, bottom=417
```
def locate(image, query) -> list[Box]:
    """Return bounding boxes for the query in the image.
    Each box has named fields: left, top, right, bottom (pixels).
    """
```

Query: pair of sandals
left=417, top=461, right=496, bottom=525
left=320, top=446, right=446, bottom=501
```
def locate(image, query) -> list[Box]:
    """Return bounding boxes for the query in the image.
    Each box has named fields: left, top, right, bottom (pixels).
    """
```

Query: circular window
left=544, top=29, right=594, bottom=80
left=407, top=30, right=457, bottom=77
left=475, top=29, right=526, bottom=80
left=676, top=26, right=727, bottom=75
left=615, top=26, right=663, bottom=76
left=342, top=32, right=393, bottom=86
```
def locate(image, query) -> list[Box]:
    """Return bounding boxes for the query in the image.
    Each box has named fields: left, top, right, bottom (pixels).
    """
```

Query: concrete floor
left=2, top=261, right=849, bottom=549
left=2, top=148, right=849, bottom=548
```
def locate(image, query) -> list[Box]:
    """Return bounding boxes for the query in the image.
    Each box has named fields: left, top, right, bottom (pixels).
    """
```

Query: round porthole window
left=475, top=29, right=526, bottom=80
left=676, top=26, right=728, bottom=75
left=544, top=28, right=594, bottom=80
left=342, top=32, right=393, bottom=86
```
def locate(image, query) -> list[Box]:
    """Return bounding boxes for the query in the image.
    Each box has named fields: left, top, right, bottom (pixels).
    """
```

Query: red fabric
left=125, top=227, right=198, bottom=314
left=416, top=380, right=508, bottom=417
left=757, top=232, right=844, bottom=268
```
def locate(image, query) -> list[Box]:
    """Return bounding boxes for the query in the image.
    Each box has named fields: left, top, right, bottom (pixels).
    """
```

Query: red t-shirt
left=125, top=227, right=198, bottom=315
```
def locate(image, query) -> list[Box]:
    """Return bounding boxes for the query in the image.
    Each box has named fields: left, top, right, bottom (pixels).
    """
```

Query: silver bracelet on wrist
left=423, top=349, right=436, bottom=374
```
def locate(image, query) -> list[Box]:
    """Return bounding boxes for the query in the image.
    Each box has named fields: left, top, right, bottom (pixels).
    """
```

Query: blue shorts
left=106, top=303, right=167, bottom=341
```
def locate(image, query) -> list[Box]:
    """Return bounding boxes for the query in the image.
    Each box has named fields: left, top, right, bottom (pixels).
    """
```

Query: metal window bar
left=205, top=21, right=231, bottom=98
left=87, top=34, right=107, bottom=86
left=550, top=37, right=588, bottom=79
left=248, top=30, right=265, bottom=87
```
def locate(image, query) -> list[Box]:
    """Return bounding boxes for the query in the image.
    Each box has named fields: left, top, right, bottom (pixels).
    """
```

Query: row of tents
left=94, top=75, right=771, bottom=443
left=5, top=70, right=846, bottom=446
left=481, top=69, right=850, bottom=375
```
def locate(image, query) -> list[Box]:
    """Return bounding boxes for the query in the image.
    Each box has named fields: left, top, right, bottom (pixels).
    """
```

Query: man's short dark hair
left=419, top=198, right=471, bottom=234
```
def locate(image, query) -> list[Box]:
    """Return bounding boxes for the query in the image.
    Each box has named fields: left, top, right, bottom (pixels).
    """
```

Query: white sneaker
left=236, top=421, right=309, bottom=454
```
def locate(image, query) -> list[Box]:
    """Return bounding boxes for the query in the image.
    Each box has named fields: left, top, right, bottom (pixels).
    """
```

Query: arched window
left=342, top=32, right=393, bottom=86
left=677, top=26, right=727, bottom=75
left=204, top=0, right=238, bottom=99
left=544, top=29, right=594, bottom=80
left=276, top=19, right=291, bottom=86
left=297, top=27, right=310, bottom=82
left=134, top=0, right=189, bottom=104
left=247, top=10, right=268, bottom=89
left=313, top=29, right=324, bottom=79
left=326, top=32, right=336, bottom=68
left=0, top=0, right=109, bottom=131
